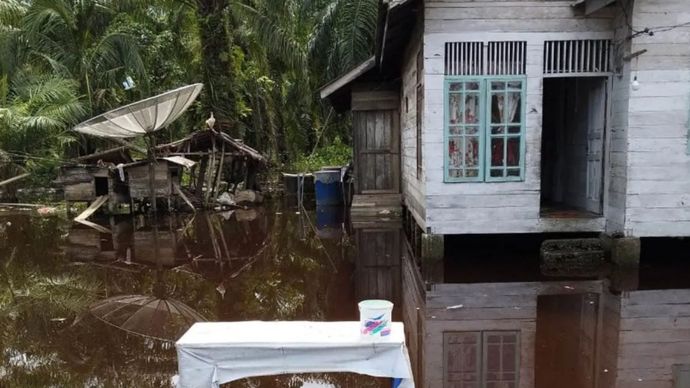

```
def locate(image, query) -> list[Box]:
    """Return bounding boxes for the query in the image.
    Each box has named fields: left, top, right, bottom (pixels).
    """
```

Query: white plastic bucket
left=358, top=299, right=394, bottom=338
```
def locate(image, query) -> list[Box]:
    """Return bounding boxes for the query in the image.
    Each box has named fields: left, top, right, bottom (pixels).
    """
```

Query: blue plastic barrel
left=313, top=169, right=343, bottom=206
left=316, top=205, right=344, bottom=239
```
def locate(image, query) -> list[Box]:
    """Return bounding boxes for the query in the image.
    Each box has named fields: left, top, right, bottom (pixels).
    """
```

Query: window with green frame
left=444, top=77, right=526, bottom=182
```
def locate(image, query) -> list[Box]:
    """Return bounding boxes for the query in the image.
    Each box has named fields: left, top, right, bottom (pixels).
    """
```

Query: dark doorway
left=536, top=293, right=599, bottom=388
left=541, top=77, right=607, bottom=217
left=94, top=177, right=109, bottom=196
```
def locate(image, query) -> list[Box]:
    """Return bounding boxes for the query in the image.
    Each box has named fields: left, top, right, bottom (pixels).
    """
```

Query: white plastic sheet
left=176, top=321, right=415, bottom=388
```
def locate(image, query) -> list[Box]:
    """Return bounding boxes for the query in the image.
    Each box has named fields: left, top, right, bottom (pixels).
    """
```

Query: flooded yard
left=0, top=202, right=388, bottom=387
left=2, top=201, right=690, bottom=388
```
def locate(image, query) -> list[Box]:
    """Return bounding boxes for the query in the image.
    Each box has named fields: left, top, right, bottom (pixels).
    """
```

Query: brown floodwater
left=2, top=201, right=690, bottom=388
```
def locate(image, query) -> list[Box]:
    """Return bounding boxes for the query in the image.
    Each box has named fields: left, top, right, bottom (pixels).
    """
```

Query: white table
left=176, top=321, right=415, bottom=388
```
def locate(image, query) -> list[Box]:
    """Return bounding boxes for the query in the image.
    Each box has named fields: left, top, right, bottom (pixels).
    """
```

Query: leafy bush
left=287, top=137, right=352, bottom=173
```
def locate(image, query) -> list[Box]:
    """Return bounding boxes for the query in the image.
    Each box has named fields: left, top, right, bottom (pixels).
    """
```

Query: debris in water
left=446, top=304, right=464, bottom=310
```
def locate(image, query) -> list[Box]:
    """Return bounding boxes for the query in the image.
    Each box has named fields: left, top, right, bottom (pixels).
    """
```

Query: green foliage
left=0, top=0, right=379, bottom=190
left=288, top=137, right=352, bottom=173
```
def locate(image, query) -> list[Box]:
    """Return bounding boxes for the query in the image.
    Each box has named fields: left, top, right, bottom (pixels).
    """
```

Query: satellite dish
left=73, top=83, right=204, bottom=138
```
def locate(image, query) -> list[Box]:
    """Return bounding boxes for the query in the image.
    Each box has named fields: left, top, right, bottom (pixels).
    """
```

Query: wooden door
left=585, top=78, right=607, bottom=214
left=353, top=110, right=401, bottom=194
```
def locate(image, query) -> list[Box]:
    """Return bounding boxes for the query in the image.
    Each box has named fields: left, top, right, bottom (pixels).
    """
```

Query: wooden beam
left=585, top=0, right=615, bottom=15
left=0, top=173, right=30, bottom=187
left=174, top=183, right=196, bottom=212
left=109, top=138, right=147, bottom=155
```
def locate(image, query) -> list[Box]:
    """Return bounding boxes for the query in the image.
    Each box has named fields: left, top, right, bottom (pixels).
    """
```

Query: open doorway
left=94, top=176, right=109, bottom=196
left=541, top=77, right=607, bottom=217
left=535, top=293, right=600, bottom=388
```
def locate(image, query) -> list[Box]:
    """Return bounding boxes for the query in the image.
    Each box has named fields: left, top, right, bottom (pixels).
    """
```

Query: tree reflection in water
left=0, top=203, right=386, bottom=387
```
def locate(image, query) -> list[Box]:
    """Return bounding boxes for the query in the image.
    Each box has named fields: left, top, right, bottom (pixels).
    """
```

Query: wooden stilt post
left=147, top=135, right=157, bottom=213
left=212, top=142, right=226, bottom=202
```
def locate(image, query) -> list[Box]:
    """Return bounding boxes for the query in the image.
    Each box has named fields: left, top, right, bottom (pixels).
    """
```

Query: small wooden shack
left=56, top=165, right=129, bottom=212
left=122, top=156, right=195, bottom=210
left=56, top=146, right=133, bottom=212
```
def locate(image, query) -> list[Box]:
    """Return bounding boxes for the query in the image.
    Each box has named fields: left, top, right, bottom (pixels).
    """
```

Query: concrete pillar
left=610, top=236, right=641, bottom=268
left=421, top=233, right=444, bottom=286
left=421, top=233, right=444, bottom=261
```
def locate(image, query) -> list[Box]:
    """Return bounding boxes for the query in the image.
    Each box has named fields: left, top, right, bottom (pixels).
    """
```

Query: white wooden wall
left=623, top=0, right=690, bottom=237
left=421, top=0, right=614, bottom=235
left=401, top=18, right=428, bottom=230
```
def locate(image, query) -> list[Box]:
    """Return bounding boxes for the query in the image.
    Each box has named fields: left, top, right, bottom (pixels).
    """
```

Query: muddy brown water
left=1, top=202, right=690, bottom=387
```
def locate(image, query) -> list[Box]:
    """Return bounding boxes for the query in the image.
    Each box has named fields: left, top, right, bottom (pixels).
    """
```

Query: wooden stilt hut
left=156, top=129, right=267, bottom=207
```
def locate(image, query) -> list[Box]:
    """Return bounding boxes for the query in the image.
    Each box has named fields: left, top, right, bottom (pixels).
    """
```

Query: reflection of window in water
left=444, top=331, right=519, bottom=387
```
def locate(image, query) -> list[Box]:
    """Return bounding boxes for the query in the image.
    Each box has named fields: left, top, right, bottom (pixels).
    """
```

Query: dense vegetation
left=0, top=0, right=379, bottom=183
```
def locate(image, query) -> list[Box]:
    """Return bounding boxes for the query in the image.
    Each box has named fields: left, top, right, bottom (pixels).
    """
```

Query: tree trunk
left=196, top=0, right=236, bottom=136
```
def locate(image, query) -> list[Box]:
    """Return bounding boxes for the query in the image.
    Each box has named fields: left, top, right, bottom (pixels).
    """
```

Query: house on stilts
left=321, top=0, right=690, bottom=263
left=321, top=1, right=690, bottom=387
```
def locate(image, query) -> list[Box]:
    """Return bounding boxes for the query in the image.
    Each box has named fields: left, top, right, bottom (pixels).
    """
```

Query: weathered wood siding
left=402, top=240, right=426, bottom=385
left=606, top=4, right=632, bottom=234
left=599, top=290, right=621, bottom=388
left=401, top=14, right=427, bottom=230
left=616, top=289, right=690, bottom=387
left=622, top=0, right=690, bottom=236
left=422, top=1, right=615, bottom=234
left=127, top=163, right=172, bottom=199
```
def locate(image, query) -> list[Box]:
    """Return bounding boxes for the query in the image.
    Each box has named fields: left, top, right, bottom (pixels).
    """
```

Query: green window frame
left=444, top=76, right=526, bottom=183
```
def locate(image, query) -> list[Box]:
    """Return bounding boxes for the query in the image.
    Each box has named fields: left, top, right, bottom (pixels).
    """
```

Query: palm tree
left=228, top=0, right=378, bottom=161
left=0, top=70, right=86, bottom=183
left=15, top=0, right=147, bottom=113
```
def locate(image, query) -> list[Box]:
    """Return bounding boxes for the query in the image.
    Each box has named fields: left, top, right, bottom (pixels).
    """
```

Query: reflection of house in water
left=64, top=210, right=269, bottom=273
left=354, top=226, right=402, bottom=311
left=400, top=240, right=690, bottom=388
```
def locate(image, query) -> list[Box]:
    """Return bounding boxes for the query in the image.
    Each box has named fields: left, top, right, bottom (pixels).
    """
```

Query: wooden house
left=322, top=0, right=690, bottom=247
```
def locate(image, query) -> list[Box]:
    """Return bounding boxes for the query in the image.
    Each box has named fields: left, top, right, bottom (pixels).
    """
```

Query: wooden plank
left=74, top=195, right=109, bottom=221
left=175, top=184, right=196, bottom=212
left=74, top=219, right=111, bottom=234
left=623, top=290, right=690, bottom=306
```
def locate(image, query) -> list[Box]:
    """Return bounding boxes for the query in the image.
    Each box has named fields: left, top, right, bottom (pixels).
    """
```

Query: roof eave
left=318, top=56, right=377, bottom=100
